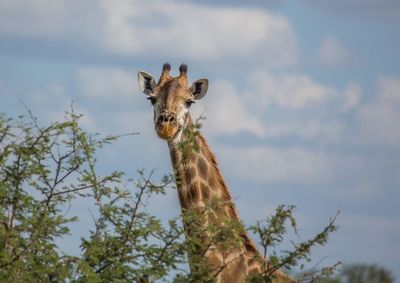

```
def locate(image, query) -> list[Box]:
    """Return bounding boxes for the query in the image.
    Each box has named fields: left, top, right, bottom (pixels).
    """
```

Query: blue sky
left=1, top=0, right=400, bottom=280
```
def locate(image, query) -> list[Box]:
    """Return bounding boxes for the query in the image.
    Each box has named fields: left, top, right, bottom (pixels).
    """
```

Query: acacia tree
left=313, top=264, right=395, bottom=283
left=0, top=110, right=339, bottom=282
left=0, top=110, right=187, bottom=282
left=340, top=264, right=394, bottom=283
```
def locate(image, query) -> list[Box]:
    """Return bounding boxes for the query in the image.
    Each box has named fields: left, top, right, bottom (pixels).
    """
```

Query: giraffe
left=137, top=63, right=293, bottom=283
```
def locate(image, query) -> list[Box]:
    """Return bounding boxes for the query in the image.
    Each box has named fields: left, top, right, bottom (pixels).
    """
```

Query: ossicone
left=158, top=62, right=172, bottom=85
left=162, top=63, right=171, bottom=72
left=179, top=63, right=187, bottom=76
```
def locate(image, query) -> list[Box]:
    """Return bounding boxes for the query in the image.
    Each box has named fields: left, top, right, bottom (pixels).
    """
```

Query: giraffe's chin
left=155, top=125, right=178, bottom=140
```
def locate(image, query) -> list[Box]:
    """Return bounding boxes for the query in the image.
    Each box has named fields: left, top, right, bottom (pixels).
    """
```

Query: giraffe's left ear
left=138, top=71, right=156, bottom=95
left=190, top=79, right=209, bottom=100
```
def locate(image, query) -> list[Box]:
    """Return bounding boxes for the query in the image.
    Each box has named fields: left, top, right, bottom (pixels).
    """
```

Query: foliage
left=0, top=110, right=186, bottom=282
left=175, top=199, right=251, bottom=282
left=341, top=263, right=394, bottom=283
left=176, top=115, right=204, bottom=162
left=247, top=206, right=340, bottom=283
left=0, top=110, right=341, bottom=282
left=313, top=263, right=394, bottom=283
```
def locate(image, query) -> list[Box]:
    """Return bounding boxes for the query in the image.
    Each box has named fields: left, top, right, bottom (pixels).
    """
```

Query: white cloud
left=217, top=144, right=379, bottom=189
left=193, top=80, right=266, bottom=138
left=341, top=83, right=362, bottom=111
left=235, top=72, right=399, bottom=149
left=356, top=76, right=400, bottom=146
left=21, top=83, right=95, bottom=130
left=377, top=76, right=400, bottom=104
left=99, top=0, right=297, bottom=66
left=219, top=145, right=333, bottom=185
left=229, top=71, right=363, bottom=143
left=245, top=71, right=336, bottom=110
left=0, top=0, right=101, bottom=44
left=74, top=67, right=157, bottom=136
left=304, top=0, right=400, bottom=21
left=265, top=120, right=346, bottom=142
left=0, top=0, right=69, bottom=36
left=191, top=71, right=361, bottom=143
left=0, top=0, right=297, bottom=67
left=318, top=36, right=352, bottom=67
left=74, top=66, right=164, bottom=138
left=77, top=67, right=137, bottom=100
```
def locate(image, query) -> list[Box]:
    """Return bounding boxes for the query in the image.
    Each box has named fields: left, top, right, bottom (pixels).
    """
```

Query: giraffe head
left=138, top=63, right=208, bottom=141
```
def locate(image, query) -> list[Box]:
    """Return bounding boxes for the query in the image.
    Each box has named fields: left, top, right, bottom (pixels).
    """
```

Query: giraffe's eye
left=147, top=96, right=156, bottom=105
left=185, top=99, right=195, bottom=108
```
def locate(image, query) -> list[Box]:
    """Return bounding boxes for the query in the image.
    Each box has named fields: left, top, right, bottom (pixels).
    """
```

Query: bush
left=0, top=110, right=339, bottom=282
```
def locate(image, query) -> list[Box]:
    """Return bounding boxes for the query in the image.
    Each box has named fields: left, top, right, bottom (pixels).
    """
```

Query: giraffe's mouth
left=155, top=124, right=178, bottom=140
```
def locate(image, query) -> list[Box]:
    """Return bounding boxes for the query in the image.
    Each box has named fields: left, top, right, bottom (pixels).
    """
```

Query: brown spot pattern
left=186, top=167, right=197, bottom=184
left=201, top=183, right=211, bottom=201
left=197, top=157, right=208, bottom=180
left=189, top=182, right=201, bottom=203
left=208, top=174, right=217, bottom=189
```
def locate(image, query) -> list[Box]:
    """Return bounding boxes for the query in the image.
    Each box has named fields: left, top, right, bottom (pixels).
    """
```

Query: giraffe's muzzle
left=155, top=112, right=178, bottom=140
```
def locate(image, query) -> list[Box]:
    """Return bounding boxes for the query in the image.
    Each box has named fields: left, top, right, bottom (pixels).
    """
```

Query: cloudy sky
left=1, top=0, right=400, bottom=280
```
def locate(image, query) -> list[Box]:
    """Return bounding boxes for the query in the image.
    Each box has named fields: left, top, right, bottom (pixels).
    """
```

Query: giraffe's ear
left=190, top=79, right=209, bottom=100
left=138, top=71, right=156, bottom=95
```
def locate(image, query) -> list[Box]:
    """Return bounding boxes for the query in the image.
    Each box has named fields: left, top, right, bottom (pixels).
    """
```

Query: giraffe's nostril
left=158, top=114, right=166, bottom=123
left=158, top=113, right=176, bottom=124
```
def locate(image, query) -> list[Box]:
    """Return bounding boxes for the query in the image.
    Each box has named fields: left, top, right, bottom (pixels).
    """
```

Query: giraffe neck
left=167, top=117, right=236, bottom=213
left=166, top=117, right=264, bottom=281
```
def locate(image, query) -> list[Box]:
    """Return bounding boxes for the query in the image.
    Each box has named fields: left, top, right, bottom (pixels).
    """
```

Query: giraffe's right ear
left=138, top=71, right=156, bottom=95
left=190, top=79, right=209, bottom=100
